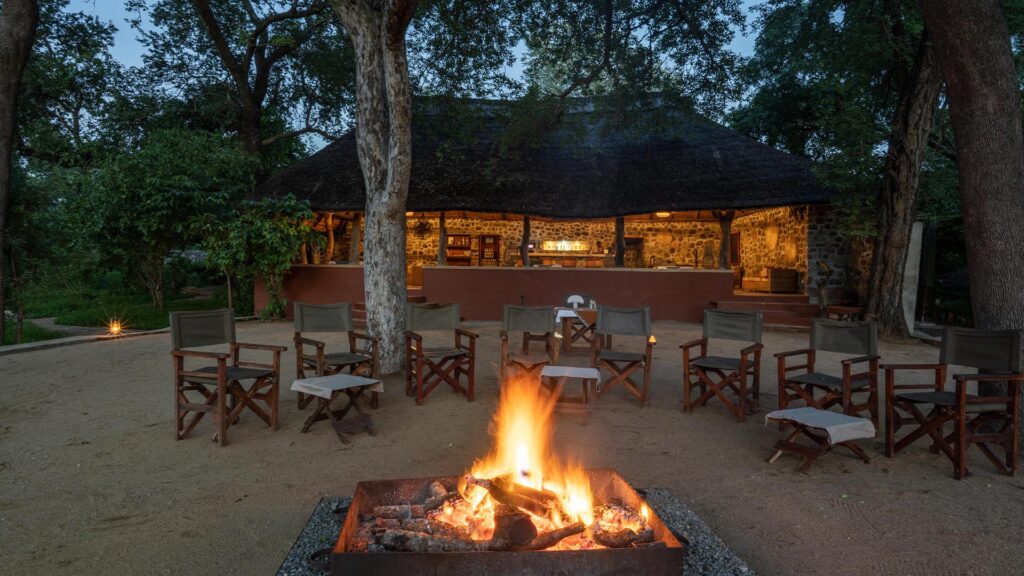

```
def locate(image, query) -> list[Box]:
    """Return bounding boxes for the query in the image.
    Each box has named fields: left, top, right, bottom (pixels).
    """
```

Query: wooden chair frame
left=682, top=338, right=763, bottom=422
left=405, top=328, right=478, bottom=404
left=590, top=307, right=654, bottom=406
left=173, top=341, right=285, bottom=447
left=884, top=365, right=1022, bottom=479
left=500, top=331, right=559, bottom=383
left=768, top=421, right=871, bottom=473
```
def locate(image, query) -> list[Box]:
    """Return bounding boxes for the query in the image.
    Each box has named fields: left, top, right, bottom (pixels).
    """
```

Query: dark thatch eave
left=253, top=98, right=833, bottom=219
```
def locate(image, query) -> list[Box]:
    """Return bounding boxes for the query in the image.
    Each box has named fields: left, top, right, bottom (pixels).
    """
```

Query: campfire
left=332, top=378, right=685, bottom=574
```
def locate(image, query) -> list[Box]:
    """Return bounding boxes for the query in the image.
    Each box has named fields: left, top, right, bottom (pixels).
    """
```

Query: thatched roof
left=254, top=98, right=832, bottom=218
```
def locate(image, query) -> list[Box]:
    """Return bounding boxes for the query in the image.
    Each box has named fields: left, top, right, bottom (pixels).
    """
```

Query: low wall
left=254, top=265, right=365, bottom=319
left=421, top=266, right=734, bottom=322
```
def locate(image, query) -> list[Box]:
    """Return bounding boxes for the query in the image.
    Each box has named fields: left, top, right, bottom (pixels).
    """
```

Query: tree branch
left=190, top=0, right=252, bottom=99
left=555, top=0, right=614, bottom=100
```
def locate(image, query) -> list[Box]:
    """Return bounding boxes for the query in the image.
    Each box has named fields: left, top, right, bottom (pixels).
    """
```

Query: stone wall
left=732, top=207, right=808, bottom=281
left=805, top=204, right=872, bottom=303
left=403, top=217, right=722, bottom=270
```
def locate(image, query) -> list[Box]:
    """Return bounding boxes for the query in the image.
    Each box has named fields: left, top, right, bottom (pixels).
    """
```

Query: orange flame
left=440, top=377, right=594, bottom=539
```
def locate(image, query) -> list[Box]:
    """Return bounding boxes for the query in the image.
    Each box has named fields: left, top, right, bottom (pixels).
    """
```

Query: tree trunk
left=224, top=267, right=234, bottom=311
left=917, top=0, right=1024, bottom=444
left=865, top=34, right=944, bottom=339
left=0, top=0, right=39, bottom=346
left=714, top=210, right=735, bottom=269
left=333, top=0, right=417, bottom=374
left=349, top=212, right=362, bottom=263
left=520, top=215, right=530, bottom=267
left=614, top=217, right=625, bottom=268
left=437, top=211, right=446, bottom=265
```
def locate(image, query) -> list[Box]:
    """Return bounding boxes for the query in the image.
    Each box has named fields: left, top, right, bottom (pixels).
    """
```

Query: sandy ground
left=2, top=320, right=1023, bottom=576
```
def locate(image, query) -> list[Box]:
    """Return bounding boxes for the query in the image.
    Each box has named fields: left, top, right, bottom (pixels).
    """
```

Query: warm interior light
left=654, top=211, right=671, bottom=218
left=648, top=335, right=657, bottom=344
left=107, top=319, right=123, bottom=336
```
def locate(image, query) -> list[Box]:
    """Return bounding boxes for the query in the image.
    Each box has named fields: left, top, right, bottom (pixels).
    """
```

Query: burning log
left=374, top=504, right=425, bottom=519
left=520, top=521, right=585, bottom=550
left=486, top=504, right=538, bottom=551
left=590, top=524, right=654, bottom=548
left=422, top=480, right=457, bottom=511
left=428, top=481, right=447, bottom=498
left=380, top=529, right=481, bottom=553
left=465, top=475, right=564, bottom=519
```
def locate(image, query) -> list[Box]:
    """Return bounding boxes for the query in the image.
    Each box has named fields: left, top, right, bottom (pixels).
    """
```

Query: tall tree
left=0, top=0, right=40, bottom=342
left=917, top=0, right=1024, bottom=433
left=865, top=33, right=944, bottom=338
left=330, top=0, right=417, bottom=374
left=130, top=0, right=353, bottom=168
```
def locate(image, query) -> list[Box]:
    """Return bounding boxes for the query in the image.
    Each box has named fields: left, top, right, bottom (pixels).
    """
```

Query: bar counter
left=256, top=264, right=734, bottom=322
left=421, top=265, right=733, bottom=322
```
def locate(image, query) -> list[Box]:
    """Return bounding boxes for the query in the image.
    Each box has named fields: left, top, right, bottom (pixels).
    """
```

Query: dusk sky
left=68, top=0, right=760, bottom=71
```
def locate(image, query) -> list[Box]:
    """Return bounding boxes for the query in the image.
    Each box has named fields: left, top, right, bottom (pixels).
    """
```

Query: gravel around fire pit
left=277, top=490, right=755, bottom=576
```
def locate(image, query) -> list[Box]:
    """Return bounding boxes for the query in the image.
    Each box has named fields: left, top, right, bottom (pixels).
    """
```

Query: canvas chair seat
left=598, top=349, right=645, bottom=363
left=293, top=302, right=380, bottom=411
left=690, top=355, right=741, bottom=371
left=192, top=365, right=274, bottom=381
left=172, top=309, right=285, bottom=447
left=789, top=371, right=871, bottom=390
left=895, top=391, right=1006, bottom=413
left=509, top=350, right=552, bottom=367
left=884, top=327, right=1023, bottom=479
left=406, top=303, right=477, bottom=405
left=321, top=351, right=373, bottom=366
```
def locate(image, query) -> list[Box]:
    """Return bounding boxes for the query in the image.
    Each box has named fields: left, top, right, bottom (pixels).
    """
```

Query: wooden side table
left=540, top=365, right=601, bottom=412
left=291, top=374, right=383, bottom=443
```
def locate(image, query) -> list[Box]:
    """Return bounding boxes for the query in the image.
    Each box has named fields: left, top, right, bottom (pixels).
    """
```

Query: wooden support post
left=349, top=212, right=362, bottom=264
left=326, top=212, right=335, bottom=262
left=520, top=215, right=531, bottom=267
left=713, top=210, right=735, bottom=269
left=438, top=211, right=447, bottom=265
left=614, top=216, right=625, bottom=268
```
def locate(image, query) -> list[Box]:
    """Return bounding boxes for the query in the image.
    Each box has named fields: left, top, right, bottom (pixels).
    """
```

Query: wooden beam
left=614, top=217, right=625, bottom=268
left=520, top=215, right=531, bottom=267
left=349, top=212, right=362, bottom=264
left=438, top=211, right=447, bottom=265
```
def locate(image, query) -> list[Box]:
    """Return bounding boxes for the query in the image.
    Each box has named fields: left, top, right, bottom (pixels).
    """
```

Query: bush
left=54, top=294, right=229, bottom=331
left=2, top=320, right=63, bottom=346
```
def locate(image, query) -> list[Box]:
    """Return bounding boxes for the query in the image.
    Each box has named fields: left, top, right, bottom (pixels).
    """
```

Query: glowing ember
left=432, top=376, right=595, bottom=543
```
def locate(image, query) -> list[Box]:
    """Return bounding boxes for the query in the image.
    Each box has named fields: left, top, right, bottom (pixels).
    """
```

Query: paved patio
left=1, top=320, right=1021, bottom=575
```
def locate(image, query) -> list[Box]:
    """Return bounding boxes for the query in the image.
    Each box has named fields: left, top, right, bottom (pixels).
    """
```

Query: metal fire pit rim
left=332, top=468, right=687, bottom=576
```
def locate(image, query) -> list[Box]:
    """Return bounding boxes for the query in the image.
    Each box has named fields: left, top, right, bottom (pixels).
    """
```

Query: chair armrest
left=294, top=336, right=325, bottom=348
left=883, top=363, right=946, bottom=392
left=456, top=328, right=479, bottom=339
left=775, top=348, right=812, bottom=359
left=234, top=342, right=288, bottom=352
left=953, top=372, right=1024, bottom=382
left=741, top=342, right=764, bottom=356
left=172, top=349, right=230, bottom=360
left=679, top=338, right=706, bottom=351
left=405, top=330, right=423, bottom=341
left=499, top=330, right=510, bottom=341
left=841, top=354, right=880, bottom=366
left=349, top=331, right=378, bottom=344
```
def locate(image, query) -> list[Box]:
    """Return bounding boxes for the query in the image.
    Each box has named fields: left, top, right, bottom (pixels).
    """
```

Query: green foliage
left=203, top=195, right=318, bottom=320
left=2, top=321, right=63, bottom=346
left=54, top=294, right=229, bottom=331
left=87, top=129, right=256, bottom=306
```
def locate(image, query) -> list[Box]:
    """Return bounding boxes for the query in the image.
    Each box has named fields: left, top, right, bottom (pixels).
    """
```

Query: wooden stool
left=291, top=374, right=383, bottom=443
left=541, top=365, right=600, bottom=413
left=765, top=407, right=875, bottom=472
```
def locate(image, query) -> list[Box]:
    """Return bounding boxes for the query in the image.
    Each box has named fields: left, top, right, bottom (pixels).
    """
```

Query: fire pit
left=330, top=378, right=686, bottom=575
